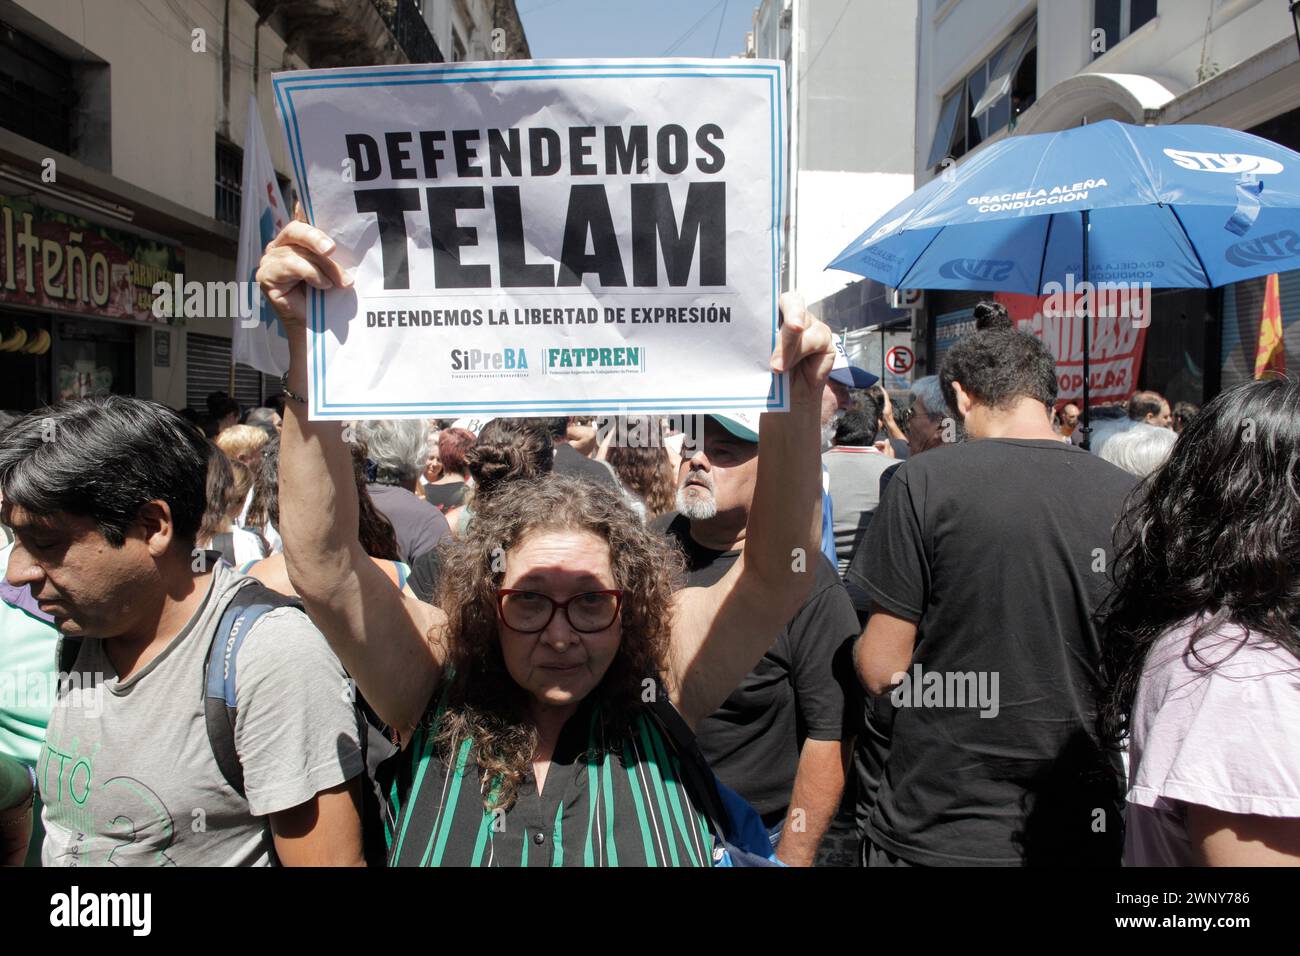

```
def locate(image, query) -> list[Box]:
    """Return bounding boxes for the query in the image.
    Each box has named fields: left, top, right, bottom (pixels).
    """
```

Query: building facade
left=0, top=0, right=527, bottom=415
left=746, top=0, right=918, bottom=355
left=420, top=0, right=528, bottom=63
left=909, top=0, right=1300, bottom=406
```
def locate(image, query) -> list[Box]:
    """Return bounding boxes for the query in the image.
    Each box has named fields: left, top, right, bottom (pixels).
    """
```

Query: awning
left=971, top=19, right=1036, bottom=121
left=924, top=88, right=963, bottom=169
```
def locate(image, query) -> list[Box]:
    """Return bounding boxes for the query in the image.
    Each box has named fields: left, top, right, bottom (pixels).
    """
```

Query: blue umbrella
left=827, top=120, right=1300, bottom=447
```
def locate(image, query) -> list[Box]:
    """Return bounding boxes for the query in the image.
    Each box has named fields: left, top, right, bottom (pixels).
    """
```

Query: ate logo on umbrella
left=1225, top=230, right=1300, bottom=266
left=1162, top=149, right=1285, bottom=176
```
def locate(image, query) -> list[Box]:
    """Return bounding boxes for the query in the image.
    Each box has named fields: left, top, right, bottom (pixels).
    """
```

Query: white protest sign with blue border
left=271, top=58, right=786, bottom=419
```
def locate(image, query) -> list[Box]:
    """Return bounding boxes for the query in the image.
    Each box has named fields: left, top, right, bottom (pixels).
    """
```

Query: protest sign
left=996, top=291, right=1148, bottom=405
left=271, top=59, right=786, bottom=419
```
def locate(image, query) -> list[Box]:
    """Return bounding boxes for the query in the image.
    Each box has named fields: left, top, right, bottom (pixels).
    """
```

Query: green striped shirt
left=387, top=695, right=713, bottom=867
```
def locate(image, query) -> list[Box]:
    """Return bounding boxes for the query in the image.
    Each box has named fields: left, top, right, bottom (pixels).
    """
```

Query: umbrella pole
left=1080, top=209, right=1092, bottom=451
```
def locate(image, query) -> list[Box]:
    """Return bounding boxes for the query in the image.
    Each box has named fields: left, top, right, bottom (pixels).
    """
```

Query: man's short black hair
left=834, top=388, right=885, bottom=447
left=542, top=417, right=569, bottom=440
left=206, top=390, right=240, bottom=421
left=834, top=405, right=878, bottom=447
left=973, top=300, right=1013, bottom=331
left=0, top=395, right=210, bottom=546
left=941, top=329, right=1058, bottom=415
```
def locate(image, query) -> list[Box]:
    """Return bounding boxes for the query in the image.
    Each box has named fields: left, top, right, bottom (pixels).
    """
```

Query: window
left=925, top=88, right=962, bottom=170
left=925, top=16, right=1037, bottom=170
left=971, top=18, right=1036, bottom=138
left=214, top=139, right=293, bottom=227
left=0, top=18, right=77, bottom=155
left=1093, top=0, right=1157, bottom=58
left=215, top=138, right=242, bottom=227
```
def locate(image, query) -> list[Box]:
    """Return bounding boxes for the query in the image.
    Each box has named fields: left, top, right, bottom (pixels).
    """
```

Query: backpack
left=57, top=574, right=399, bottom=867
left=646, top=688, right=784, bottom=867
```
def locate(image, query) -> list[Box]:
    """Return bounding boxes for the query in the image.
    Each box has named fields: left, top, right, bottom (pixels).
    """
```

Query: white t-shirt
left=230, top=527, right=266, bottom=566
left=1125, top=619, right=1300, bottom=866
left=262, top=520, right=283, bottom=555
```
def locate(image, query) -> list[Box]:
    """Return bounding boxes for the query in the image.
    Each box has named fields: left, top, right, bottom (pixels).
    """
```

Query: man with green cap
left=654, top=411, right=860, bottom=866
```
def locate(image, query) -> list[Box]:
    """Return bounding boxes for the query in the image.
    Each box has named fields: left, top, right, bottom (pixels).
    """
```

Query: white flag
left=233, top=94, right=290, bottom=377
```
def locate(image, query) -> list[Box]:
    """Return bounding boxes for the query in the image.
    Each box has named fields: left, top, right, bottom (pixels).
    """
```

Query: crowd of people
left=0, top=215, right=1294, bottom=869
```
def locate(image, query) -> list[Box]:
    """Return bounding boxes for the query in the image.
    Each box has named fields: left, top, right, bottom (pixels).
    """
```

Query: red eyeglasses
left=495, top=589, right=623, bottom=634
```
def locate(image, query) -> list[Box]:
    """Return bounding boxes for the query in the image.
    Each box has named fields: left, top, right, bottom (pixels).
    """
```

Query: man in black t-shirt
left=850, top=329, right=1133, bottom=867
left=656, top=413, right=859, bottom=867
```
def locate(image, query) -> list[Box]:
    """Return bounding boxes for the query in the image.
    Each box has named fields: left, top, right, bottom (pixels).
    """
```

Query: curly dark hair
left=973, top=299, right=1013, bottom=331
left=431, top=474, right=684, bottom=812
left=1099, top=377, right=1300, bottom=745
left=464, top=418, right=554, bottom=502
left=940, top=328, right=1058, bottom=414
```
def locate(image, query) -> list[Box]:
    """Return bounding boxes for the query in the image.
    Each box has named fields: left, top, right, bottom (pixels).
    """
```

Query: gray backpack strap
left=203, top=581, right=302, bottom=797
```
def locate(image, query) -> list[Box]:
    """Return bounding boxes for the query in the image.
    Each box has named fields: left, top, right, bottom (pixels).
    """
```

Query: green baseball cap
left=707, top=410, right=760, bottom=443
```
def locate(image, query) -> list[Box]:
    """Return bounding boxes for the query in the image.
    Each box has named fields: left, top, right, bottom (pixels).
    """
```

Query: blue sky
left=518, top=0, right=759, bottom=59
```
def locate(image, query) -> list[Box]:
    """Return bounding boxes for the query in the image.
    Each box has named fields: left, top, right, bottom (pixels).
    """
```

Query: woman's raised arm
left=665, top=294, right=834, bottom=727
left=258, top=216, right=442, bottom=742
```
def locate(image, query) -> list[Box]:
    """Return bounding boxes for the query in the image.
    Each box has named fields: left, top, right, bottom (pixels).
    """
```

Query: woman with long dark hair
left=1101, top=377, right=1300, bottom=866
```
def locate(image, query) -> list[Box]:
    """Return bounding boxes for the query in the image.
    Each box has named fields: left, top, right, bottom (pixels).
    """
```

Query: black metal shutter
left=185, top=332, right=269, bottom=411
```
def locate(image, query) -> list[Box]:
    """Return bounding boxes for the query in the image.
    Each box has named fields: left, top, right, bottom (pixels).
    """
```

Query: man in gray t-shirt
left=40, top=560, right=363, bottom=866
left=823, top=402, right=896, bottom=577
left=0, top=396, right=365, bottom=866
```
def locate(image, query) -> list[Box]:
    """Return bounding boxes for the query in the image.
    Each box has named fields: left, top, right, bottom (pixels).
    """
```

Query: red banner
left=995, top=291, right=1148, bottom=407
left=0, top=192, right=184, bottom=325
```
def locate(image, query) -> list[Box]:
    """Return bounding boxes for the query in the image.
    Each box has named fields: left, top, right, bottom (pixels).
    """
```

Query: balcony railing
left=270, top=0, right=443, bottom=68
left=371, top=0, right=443, bottom=64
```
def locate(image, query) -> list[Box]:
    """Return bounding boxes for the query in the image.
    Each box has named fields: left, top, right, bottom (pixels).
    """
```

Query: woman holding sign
left=256, top=216, right=833, bottom=867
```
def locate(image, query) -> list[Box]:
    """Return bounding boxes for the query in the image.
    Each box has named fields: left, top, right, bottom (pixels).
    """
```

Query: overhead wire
left=710, top=0, right=731, bottom=57
left=661, top=0, right=726, bottom=56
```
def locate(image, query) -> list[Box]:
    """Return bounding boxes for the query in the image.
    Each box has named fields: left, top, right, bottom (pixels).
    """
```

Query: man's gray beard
left=676, top=486, right=718, bottom=520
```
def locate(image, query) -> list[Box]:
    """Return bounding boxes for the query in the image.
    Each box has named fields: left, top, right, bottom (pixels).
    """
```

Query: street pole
left=880, top=326, right=885, bottom=385
left=1080, top=208, right=1092, bottom=451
